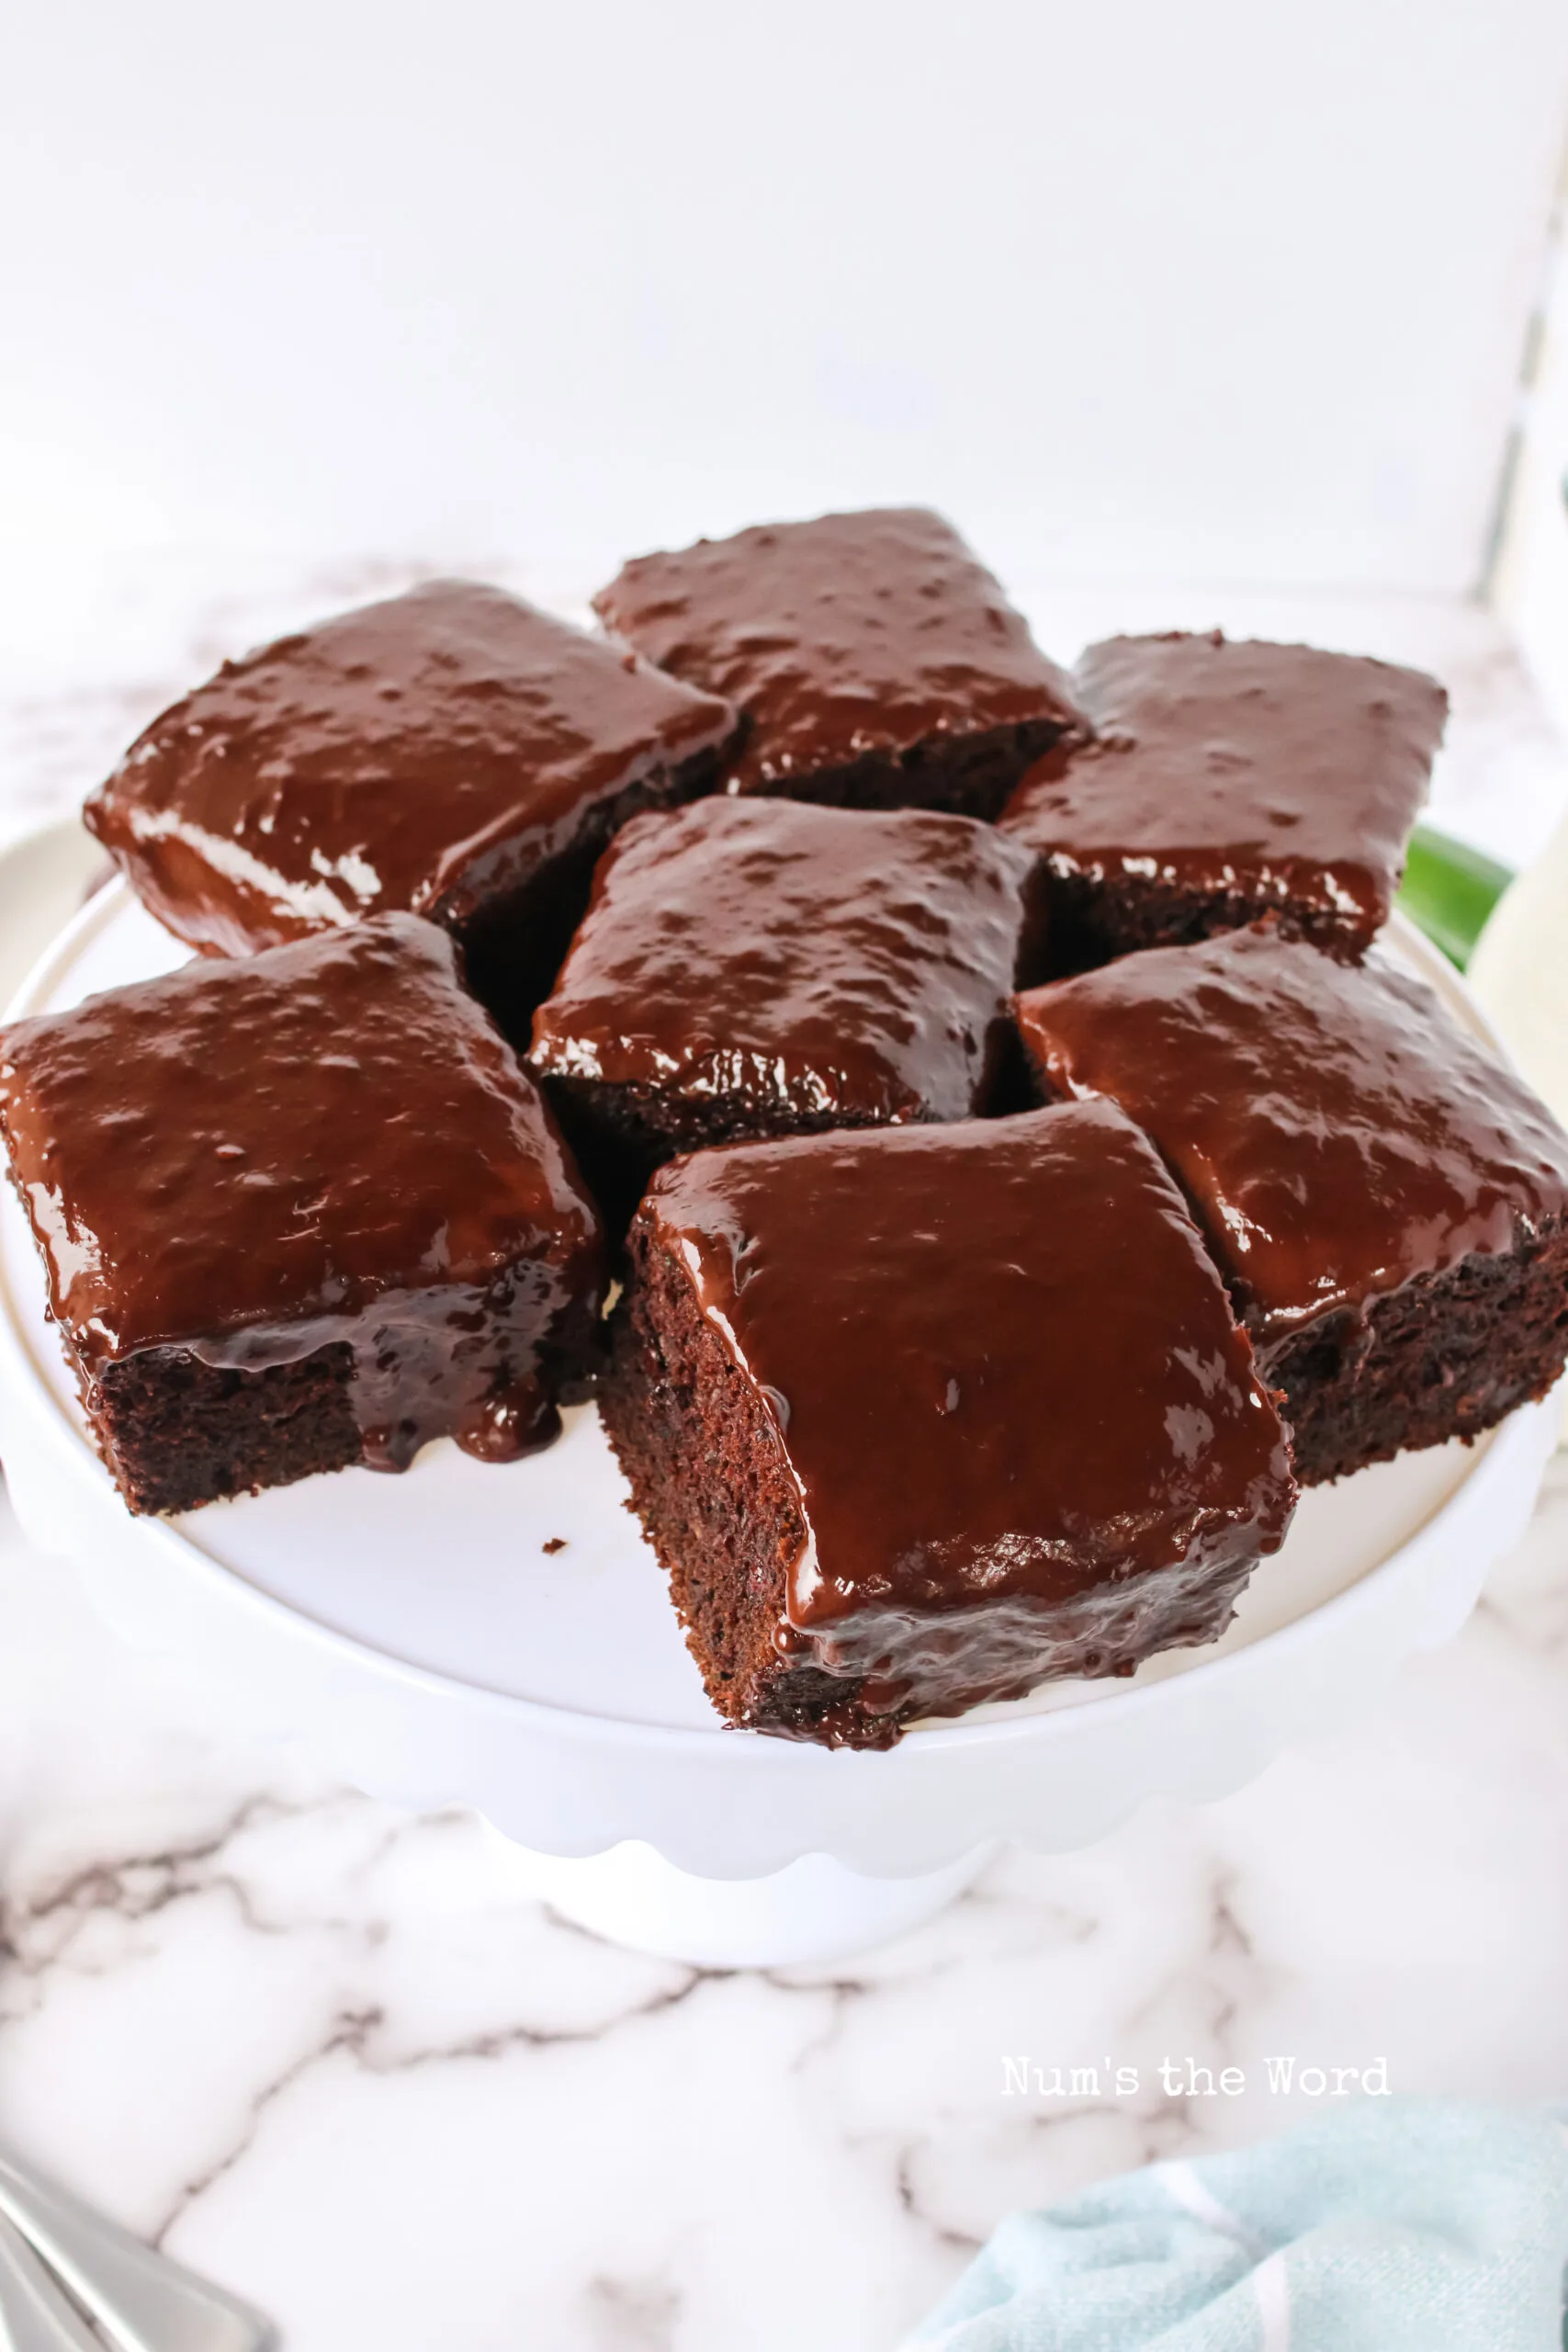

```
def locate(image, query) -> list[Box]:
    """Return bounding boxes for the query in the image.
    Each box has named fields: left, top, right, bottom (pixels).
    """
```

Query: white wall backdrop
left=3, top=0, right=1567, bottom=603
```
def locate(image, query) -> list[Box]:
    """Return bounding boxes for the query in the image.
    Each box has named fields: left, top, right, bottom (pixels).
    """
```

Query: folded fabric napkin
left=906, top=2099, right=1568, bottom=2350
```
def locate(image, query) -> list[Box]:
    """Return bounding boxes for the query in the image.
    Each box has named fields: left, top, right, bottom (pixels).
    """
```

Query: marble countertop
left=2, top=562, right=1567, bottom=2352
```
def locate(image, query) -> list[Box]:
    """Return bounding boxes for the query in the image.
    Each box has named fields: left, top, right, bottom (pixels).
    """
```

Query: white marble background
left=2, top=566, right=1567, bottom=2351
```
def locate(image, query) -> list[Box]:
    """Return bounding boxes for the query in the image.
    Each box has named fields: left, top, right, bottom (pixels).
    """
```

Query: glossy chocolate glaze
left=636, top=1103, right=1294, bottom=1719
left=530, top=797, right=1043, bottom=1124
left=84, top=580, right=737, bottom=958
left=1015, top=925, right=1568, bottom=1341
left=999, top=632, right=1447, bottom=945
left=592, top=508, right=1082, bottom=797
left=0, top=913, right=605, bottom=1470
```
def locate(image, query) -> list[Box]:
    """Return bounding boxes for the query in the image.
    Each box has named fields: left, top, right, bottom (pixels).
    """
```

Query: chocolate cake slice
left=600, top=1103, right=1296, bottom=1747
left=0, top=913, right=605, bottom=1514
left=1014, top=925, right=1568, bottom=1484
left=84, top=579, right=739, bottom=1035
left=529, top=796, right=1046, bottom=1223
left=999, top=631, right=1448, bottom=965
left=592, top=507, right=1082, bottom=816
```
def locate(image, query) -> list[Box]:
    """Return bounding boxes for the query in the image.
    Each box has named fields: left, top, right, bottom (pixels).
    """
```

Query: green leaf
left=1395, top=824, right=1514, bottom=970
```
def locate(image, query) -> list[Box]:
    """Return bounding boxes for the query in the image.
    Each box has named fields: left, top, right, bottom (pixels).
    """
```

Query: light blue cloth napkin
left=906, top=2100, right=1568, bottom=2350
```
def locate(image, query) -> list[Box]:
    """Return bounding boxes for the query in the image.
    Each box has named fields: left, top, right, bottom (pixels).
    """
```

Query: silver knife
left=0, top=2210, right=107, bottom=2352
left=0, top=2146, right=273, bottom=2352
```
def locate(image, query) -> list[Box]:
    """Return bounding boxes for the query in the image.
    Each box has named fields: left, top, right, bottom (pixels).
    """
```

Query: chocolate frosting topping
left=637, top=1102, right=1293, bottom=1706
left=1000, top=631, right=1447, bottom=941
left=531, top=797, right=1042, bottom=1124
left=0, top=913, right=604, bottom=1467
left=1015, top=925, right=1568, bottom=1340
left=592, top=507, right=1082, bottom=796
left=84, top=580, right=737, bottom=958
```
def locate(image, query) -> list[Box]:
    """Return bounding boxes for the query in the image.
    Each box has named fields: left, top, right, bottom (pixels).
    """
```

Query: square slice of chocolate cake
left=599, top=1102, right=1295, bottom=1748
left=83, top=579, right=739, bottom=1034
left=528, top=797, right=1046, bottom=1222
left=1014, top=925, right=1568, bottom=1484
left=0, top=913, right=605, bottom=1515
left=592, top=507, right=1082, bottom=816
left=998, top=631, right=1448, bottom=964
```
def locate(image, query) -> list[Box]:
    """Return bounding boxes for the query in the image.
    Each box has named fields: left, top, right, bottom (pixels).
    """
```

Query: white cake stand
left=0, top=832, right=1557, bottom=1965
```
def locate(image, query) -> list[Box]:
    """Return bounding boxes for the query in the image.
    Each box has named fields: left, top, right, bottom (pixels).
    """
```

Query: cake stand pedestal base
left=495, top=1835, right=998, bottom=1968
